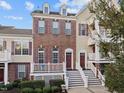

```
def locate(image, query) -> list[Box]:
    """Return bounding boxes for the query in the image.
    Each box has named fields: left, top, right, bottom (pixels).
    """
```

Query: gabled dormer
left=60, top=4, right=67, bottom=16
left=43, top=3, right=50, bottom=14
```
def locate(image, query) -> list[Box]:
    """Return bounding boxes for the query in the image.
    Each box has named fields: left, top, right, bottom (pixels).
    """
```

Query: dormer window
left=60, top=4, right=67, bottom=16
left=62, top=9, right=67, bottom=16
left=43, top=3, right=50, bottom=14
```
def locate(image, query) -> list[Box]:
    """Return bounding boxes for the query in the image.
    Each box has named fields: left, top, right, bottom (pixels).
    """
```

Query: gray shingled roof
left=0, top=26, right=32, bottom=35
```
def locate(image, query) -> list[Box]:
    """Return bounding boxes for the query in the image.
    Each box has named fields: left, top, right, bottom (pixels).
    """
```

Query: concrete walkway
left=68, top=86, right=110, bottom=93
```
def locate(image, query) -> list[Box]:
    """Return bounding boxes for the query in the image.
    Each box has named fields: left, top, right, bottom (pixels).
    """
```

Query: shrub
left=12, top=79, right=21, bottom=88
left=51, top=86, right=59, bottom=93
left=49, top=79, right=64, bottom=87
left=0, top=84, right=6, bottom=91
left=20, top=80, right=45, bottom=89
left=34, top=88, right=42, bottom=93
left=6, top=83, right=13, bottom=90
left=21, top=88, right=34, bottom=93
left=43, top=86, right=51, bottom=93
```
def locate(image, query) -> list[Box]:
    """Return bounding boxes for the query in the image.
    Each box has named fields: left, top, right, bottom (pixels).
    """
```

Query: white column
left=30, top=62, right=34, bottom=73
left=95, top=19, right=100, bottom=62
left=4, top=62, right=8, bottom=85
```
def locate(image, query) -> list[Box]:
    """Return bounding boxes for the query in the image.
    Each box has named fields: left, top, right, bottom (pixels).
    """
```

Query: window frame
left=38, top=48, right=45, bottom=63
left=18, top=64, right=26, bottom=79
left=38, top=20, right=45, bottom=34
left=65, top=22, right=71, bottom=35
left=52, top=48, right=59, bottom=63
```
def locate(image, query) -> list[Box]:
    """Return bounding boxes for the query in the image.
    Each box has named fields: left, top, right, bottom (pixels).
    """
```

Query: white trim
left=78, top=49, right=87, bottom=69
left=0, top=36, right=32, bottom=40
left=33, top=16, right=76, bottom=20
left=65, top=48, right=73, bottom=69
left=31, top=72, right=64, bottom=76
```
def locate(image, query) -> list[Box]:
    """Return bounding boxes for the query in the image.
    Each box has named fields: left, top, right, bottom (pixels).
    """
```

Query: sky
left=0, top=0, right=90, bottom=29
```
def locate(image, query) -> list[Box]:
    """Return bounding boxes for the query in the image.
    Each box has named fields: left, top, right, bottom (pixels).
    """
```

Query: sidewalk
left=68, top=86, right=110, bottom=93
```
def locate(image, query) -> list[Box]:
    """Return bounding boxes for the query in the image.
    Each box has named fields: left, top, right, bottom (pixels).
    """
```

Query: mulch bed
left=0, top=88, right=20, bottom=93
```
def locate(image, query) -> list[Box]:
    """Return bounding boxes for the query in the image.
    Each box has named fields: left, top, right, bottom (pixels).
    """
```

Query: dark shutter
left=79, top=24, right=81, bottom=35
left=15, top=64, right=18, bottom=79
left=29, top=42, right=32, bottom=55
left=11, top=41, right=14, bottom=55
left=3, top=41, right=6, bottom=50
left=86, top=24, right=88, bottom=36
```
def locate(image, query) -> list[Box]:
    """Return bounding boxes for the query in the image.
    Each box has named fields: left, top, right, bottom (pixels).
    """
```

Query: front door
left=0, top=69, right=4, bottom=82
left=80, top=53, right=85, bottom=69
left=66, top=53, right=72, bottom=70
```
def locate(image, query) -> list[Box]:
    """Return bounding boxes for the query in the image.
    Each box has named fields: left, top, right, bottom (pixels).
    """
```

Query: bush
left=43, top=86, right=51, bottom=93
left=6, top=83, right=13, bottom=90
left=51, top=86, right=59, bottom=93
left=20, top=80, right=45, bottom=89
left=49, top=79, right=64, bottom=87
left=34, top=88, right=42, bottom=93
left=0, top=84, right=6, bottom=91
left=21, top=88, right=34, bottom=93
left=12, top=79, right=21, bottom=88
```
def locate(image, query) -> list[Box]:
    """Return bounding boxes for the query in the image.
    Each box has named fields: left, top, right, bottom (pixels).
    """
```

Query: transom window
left=38, top=47, right=45, bottom=63
left=38, top=20, right=45, bottom=34
left=65, top=22, right=71, bottom=35
left=52, top=47, right=59, bottom=63
left=18, top=64, right=26, bottom=79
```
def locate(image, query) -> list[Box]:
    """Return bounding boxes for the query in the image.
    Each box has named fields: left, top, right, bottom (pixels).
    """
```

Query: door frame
left=0, top=67, right=4, bottom=83
left=78, top=49, right=87, bottom=69
left=65, top=48, right=73, bottom=69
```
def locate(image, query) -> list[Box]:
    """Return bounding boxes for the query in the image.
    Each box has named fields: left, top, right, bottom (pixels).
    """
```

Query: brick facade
left=33, top=17, right=76, bottom=69
left=8, top=63, right=30, bottom=82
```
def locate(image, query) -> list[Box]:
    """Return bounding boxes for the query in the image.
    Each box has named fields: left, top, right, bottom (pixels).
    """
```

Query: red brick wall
left=8, top=63, right=30, bottom=82
left=33, top=17, right=76, bottom=69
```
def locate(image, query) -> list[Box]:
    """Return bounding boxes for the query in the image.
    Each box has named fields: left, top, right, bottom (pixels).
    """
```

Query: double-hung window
left=18, top=64, right=26, bottom=79
left=38, top=48, right=45, bottom=63
left=52, top=21, right=59, bottom=35
left=22, top=41, right=29, bottom=55
left=65, top=22, right=71, bottom=35
left=15, top=41, right=21, bottom=55
left=52, top=48, right=59, bottom=63
left=38, top=20, right=45, bottom=34
left=79, top=24, right=88, bottom=36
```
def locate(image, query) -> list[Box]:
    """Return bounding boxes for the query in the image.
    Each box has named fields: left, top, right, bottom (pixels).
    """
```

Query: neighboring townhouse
left=30, top=3, right=76, bottom=84
left=0, top=25, right=33, bottom=84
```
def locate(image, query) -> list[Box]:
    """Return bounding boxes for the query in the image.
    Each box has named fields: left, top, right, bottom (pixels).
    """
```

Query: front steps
left=84, top=69, right=101, bottom=86
left=67, top=70, right=84, bottom=88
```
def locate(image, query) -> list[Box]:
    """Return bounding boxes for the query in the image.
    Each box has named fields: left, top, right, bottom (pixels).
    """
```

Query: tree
left=89, top=0, right=124, bottom=93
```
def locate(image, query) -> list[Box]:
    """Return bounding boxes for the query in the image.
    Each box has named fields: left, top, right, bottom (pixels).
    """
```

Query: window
left=38, top=20, right=45, bottom=34
left=22, top=42, right=29, bottom=55
left=15, top=41, right=21, bottom=55
left=18, top=64, right=26, bottom=79
left=44, top=7, right=48, bottom=14
left=38, top=48, right=45, bottom=63
left=52, top=21, right=59, bottom=34
left=79, top=24, right=88, bottom=36
left=65, top=22, right=71, bottom=35
left=62, top=9, right=67, bottom=16
left=52, top=48, right=59, bottom=63
left=14, top=41, right=30, bottom=55
left=0, top=40, right=3, bottom=51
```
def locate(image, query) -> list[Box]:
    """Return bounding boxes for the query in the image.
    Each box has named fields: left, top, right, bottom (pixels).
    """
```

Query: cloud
left=55, top=0, right=91, bottom=13
left=0, top=0, right=12, bottom=10
left=25, top=1, right=34, bottom=11
left=4, top=16, right=23, bottom=20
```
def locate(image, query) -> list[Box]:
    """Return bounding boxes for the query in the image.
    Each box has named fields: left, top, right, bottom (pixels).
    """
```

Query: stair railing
left=77, top=62, right=88, bottom=87
left=90, top=63, right=105, bottom=86
left=98, top=69, right=105, bottom=86
left=63, top=62, right=69, bottom=89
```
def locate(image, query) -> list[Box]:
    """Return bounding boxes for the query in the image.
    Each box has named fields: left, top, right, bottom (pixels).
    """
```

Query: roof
left=0, top=25, right=32, bottom=35
left=32, top=10, right=76, bottom=16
